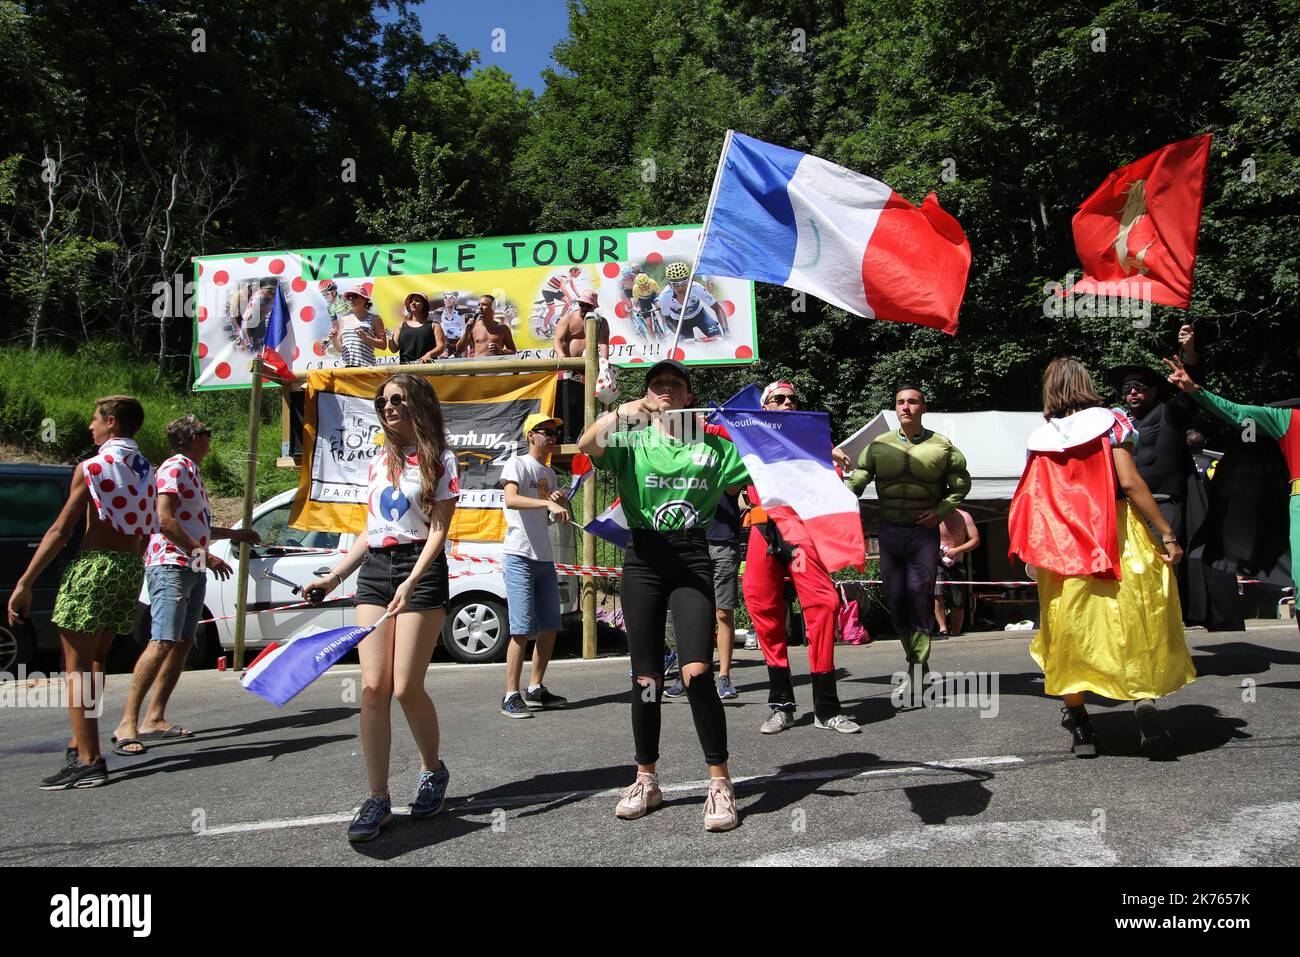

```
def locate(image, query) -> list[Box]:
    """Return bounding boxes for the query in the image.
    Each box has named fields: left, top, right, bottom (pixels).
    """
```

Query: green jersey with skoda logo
left=593, top=427, right=750, bottom=532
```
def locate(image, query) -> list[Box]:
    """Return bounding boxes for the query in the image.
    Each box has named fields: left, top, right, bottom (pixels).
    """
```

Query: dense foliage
left=1, top=0, right=1296, bottom=443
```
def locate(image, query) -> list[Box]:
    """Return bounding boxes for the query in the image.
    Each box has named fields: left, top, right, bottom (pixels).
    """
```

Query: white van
left=134, top=488, right=580, bottom=664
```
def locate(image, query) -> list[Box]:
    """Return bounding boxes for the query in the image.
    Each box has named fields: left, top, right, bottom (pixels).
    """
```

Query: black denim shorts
left=355, top=542, right=450, bottom=611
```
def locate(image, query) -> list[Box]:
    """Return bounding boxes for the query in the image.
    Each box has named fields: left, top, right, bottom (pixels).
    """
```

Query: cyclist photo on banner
left=657, top=262, right=728, bottom=342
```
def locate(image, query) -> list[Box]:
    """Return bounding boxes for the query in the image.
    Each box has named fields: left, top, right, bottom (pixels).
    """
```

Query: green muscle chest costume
left=847, top=429, right=972, bottom=524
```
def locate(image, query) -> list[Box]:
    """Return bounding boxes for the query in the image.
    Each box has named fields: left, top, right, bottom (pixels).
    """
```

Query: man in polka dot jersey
left=8, top=396, right=159, bottom=790
left=111, top=415, right=260, bottom=757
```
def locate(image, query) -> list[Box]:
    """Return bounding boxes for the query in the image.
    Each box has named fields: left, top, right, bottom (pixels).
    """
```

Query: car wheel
left=0, top=623, right=34, bottom=673
left=443, top=596, right=508, bottom=663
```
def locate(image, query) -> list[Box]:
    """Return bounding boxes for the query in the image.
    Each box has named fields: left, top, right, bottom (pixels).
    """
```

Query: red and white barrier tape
left=449, top=551, right=623, bottom=579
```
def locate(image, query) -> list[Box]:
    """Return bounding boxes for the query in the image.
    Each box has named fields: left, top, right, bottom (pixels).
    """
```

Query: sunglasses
left=1121, top=381, right=1153, bottom=394
left=531, top=428, right=559, bottom=438
left=374, top=393, right=406, bottom=412
left=766, top=394, right=797, bottom=406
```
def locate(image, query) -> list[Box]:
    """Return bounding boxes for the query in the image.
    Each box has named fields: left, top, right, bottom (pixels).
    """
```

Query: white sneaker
left=614, top=771, right=662, bottom=820
left=814, top=714, right=861, bottom=734
left=760, top=708, right=795, bottom=734
left=744, top=635, right=759, bottom=651
left=704, top=778, right=739, bottom=832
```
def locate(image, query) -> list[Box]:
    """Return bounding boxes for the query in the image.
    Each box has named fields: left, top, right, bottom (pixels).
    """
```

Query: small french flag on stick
left=241, top=617, right=386, bottom=707
left=695, top=131, right=971, bottom=334
left=584, top=499, right=631, bottom=550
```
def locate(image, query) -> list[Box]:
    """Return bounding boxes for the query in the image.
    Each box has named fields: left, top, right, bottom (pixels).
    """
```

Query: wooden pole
left=581, top=318, right=599, bottom=660
left=232, top=360, right=264, bottom=671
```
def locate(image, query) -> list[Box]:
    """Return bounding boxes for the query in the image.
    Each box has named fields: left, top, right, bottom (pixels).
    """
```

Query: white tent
left=838, top=410, right=1042, bottom=505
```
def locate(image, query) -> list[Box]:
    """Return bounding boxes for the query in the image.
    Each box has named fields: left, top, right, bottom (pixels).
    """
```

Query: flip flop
left=112, top=738, right=148, bottom=756
left=139, top=727, right=193, bottom=740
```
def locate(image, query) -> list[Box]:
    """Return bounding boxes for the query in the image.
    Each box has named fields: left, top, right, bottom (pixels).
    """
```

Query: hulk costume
left=847, top=428, right=972, bottom=680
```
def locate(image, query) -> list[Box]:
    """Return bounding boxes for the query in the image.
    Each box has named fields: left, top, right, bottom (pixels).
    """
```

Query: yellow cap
left=523, top=413, right=563, bottom=435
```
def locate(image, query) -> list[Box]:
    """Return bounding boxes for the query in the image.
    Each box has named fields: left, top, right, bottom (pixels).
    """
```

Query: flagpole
left=668, top=130, right=734, bottom=360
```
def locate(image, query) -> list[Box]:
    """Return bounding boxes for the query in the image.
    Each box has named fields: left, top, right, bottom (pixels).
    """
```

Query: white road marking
left=1155, top=801, right=1300, bottom=866
left=197, top=754, right=1024, bottom=837
left=743, top=820, right=1118, bottom=867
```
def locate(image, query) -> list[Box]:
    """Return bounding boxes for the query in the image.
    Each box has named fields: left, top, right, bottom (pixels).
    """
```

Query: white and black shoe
left=40, top=756, right=108, bottom=790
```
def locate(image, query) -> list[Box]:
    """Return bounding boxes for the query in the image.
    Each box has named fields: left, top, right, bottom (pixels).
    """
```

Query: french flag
left=585, top=499, right=631, bottom=550
left=695, top=131, right=971, bottom=335
left=260, top=282, right=294, bottom=381
left=241, top=621, right=378, bottom=707
left=568, top=452, right=594, bottom=496
left=713, top=408, right=865, bottom=571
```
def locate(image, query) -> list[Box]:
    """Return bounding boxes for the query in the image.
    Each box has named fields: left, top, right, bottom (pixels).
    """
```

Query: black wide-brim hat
left=1106, top=363, right=1171, bottom=397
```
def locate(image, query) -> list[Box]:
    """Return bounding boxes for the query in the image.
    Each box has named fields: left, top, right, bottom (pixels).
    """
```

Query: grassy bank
left=0, top=343, right=298, bottom=501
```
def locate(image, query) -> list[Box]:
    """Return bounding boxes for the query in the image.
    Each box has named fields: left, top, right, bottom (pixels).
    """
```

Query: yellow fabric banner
left=289, top=367, right=558, bottom=541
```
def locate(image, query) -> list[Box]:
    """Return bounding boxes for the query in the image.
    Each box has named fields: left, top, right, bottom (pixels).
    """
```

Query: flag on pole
left=695, top=131, right=971, bottom=335
left=712, top=408, right=865, bottom=571
left=585, top=499, right=631, bottom=549
left=260, top=283, right=295, bottom=381
left=1069, top=134, right=1212, bottom=308
left=706, top=384, right=763, bottom=425
left=568, top=452, right=594, bottom=495
left=241, top=620, right=380, bottom=707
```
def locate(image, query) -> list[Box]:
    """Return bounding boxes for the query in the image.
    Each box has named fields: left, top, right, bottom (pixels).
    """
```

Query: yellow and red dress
left=1008, top=407, right=1195, bottom=700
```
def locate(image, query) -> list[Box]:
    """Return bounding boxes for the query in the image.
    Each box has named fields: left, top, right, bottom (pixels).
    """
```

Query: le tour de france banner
left=289, top=368, right=558, bottom=542
left=192, top=225, right=759, bottom=389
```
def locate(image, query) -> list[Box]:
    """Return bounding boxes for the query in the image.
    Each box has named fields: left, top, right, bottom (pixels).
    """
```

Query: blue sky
left=407, top=0, right=573, bottom=93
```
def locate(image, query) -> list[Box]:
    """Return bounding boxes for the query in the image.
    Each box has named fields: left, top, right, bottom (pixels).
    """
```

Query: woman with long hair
left=304, top=373, right=460, bottom=841
left=1008, top=358, right=1193, bottom=758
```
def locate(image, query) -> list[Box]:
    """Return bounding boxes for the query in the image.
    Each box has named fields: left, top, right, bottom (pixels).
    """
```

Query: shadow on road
left=111, top=733, right=354, bottom=782
left=1083, top=703, right=1250, bottom=760
left=1191, top=642, right=1300, bottom=678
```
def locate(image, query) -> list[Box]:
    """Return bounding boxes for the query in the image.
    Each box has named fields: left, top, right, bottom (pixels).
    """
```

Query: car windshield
left=0, top=478, right=66, bottom=537
left=252, top=503, right=340, bottom=551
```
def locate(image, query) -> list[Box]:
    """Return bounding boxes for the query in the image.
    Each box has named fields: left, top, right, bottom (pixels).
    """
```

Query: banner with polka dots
left=193, top=226, right=758, bottom=390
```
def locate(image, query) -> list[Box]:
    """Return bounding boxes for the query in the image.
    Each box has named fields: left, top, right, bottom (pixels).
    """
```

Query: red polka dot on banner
left=313, top=341, right=326, bottom=357
left=734, top=345, right=754, bottom=359
left=602, top=263, right=621, bottom=279
left=630, top=357, right=645, bottom=364
left=299, top=306, right=315, bottom=322
left=197, top=306, right=208, bottom=322
left=215, top=362, right=231, bottom=379
left=197, top=263, right=204, bottom=276
left=614, top=301, right=629, bottom=318
left=292, top=346, right=300, bottom=360
left=671, top=348, right=685, bottom=361
left=722, top=300, right=735, bottom=317
left=656, top=230, right=674, bottom=240
left=269, top=258, right=285, bottom=274
left=244, top=257, right=259, bottom=264
left=101, top=478, right=115, bottom=492
left=125, top=512, right=137, bottom=525
left=646, top=252, right=663, bottom=265
left=198, top=343, right=208, bottom=359
left=180, top=511, right=192, bottom=521
left=291, top=277, right=307, bottom=293
left=112, top=496, right=127, bottom=509
left=213, top=270, right=229, bottom=286
left=87, top=463, right=102, bottom=476
left=610, top=336, right=627, bottom=346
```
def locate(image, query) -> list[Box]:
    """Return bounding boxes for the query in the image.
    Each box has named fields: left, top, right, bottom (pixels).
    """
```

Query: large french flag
left=695, top=131, right=971, bottom=335
left=241, top=621, right=379, bottom=707
left=585, top=499, right=631, bottom=550
left=713, top=408, right=865, bottom=571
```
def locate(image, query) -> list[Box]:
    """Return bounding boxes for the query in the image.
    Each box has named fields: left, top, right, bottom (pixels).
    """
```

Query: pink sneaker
left=704, top=777, right=738, bottom=832
left=615, top=771, right=663, bottom=820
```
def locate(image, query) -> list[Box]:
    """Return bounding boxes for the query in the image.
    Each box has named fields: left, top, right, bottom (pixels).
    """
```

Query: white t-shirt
left=146, top=454, right=213, bottom=569
left=500, top=454, right=558, bottom=561
left=366, top=445, right=460, bottom=548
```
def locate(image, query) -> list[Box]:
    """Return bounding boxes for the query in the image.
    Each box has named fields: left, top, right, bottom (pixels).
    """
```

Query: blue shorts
left=145, top=564, right=207, bottom=643
left=503, top=554, right=562, bottom=637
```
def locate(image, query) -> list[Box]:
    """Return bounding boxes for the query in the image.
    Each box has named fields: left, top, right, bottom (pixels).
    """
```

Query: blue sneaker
left=411, top=763, right=450, bottom=818
left=664, top=649, right=679, bottom=677
left=501, top=692, right=534, bottom=718
left=347, top=795, right=393, bottom=842
left=718, top=675, right=740, bottom=699
left=664, top=678, right=686, bottom=698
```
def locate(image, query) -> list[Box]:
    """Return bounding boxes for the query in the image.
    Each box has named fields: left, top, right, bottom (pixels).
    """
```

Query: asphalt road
left=2, top=623, right=1298, bottom=867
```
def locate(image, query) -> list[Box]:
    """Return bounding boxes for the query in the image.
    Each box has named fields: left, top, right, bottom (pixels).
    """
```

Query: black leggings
left=623, top=530, right=728, bottom=767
